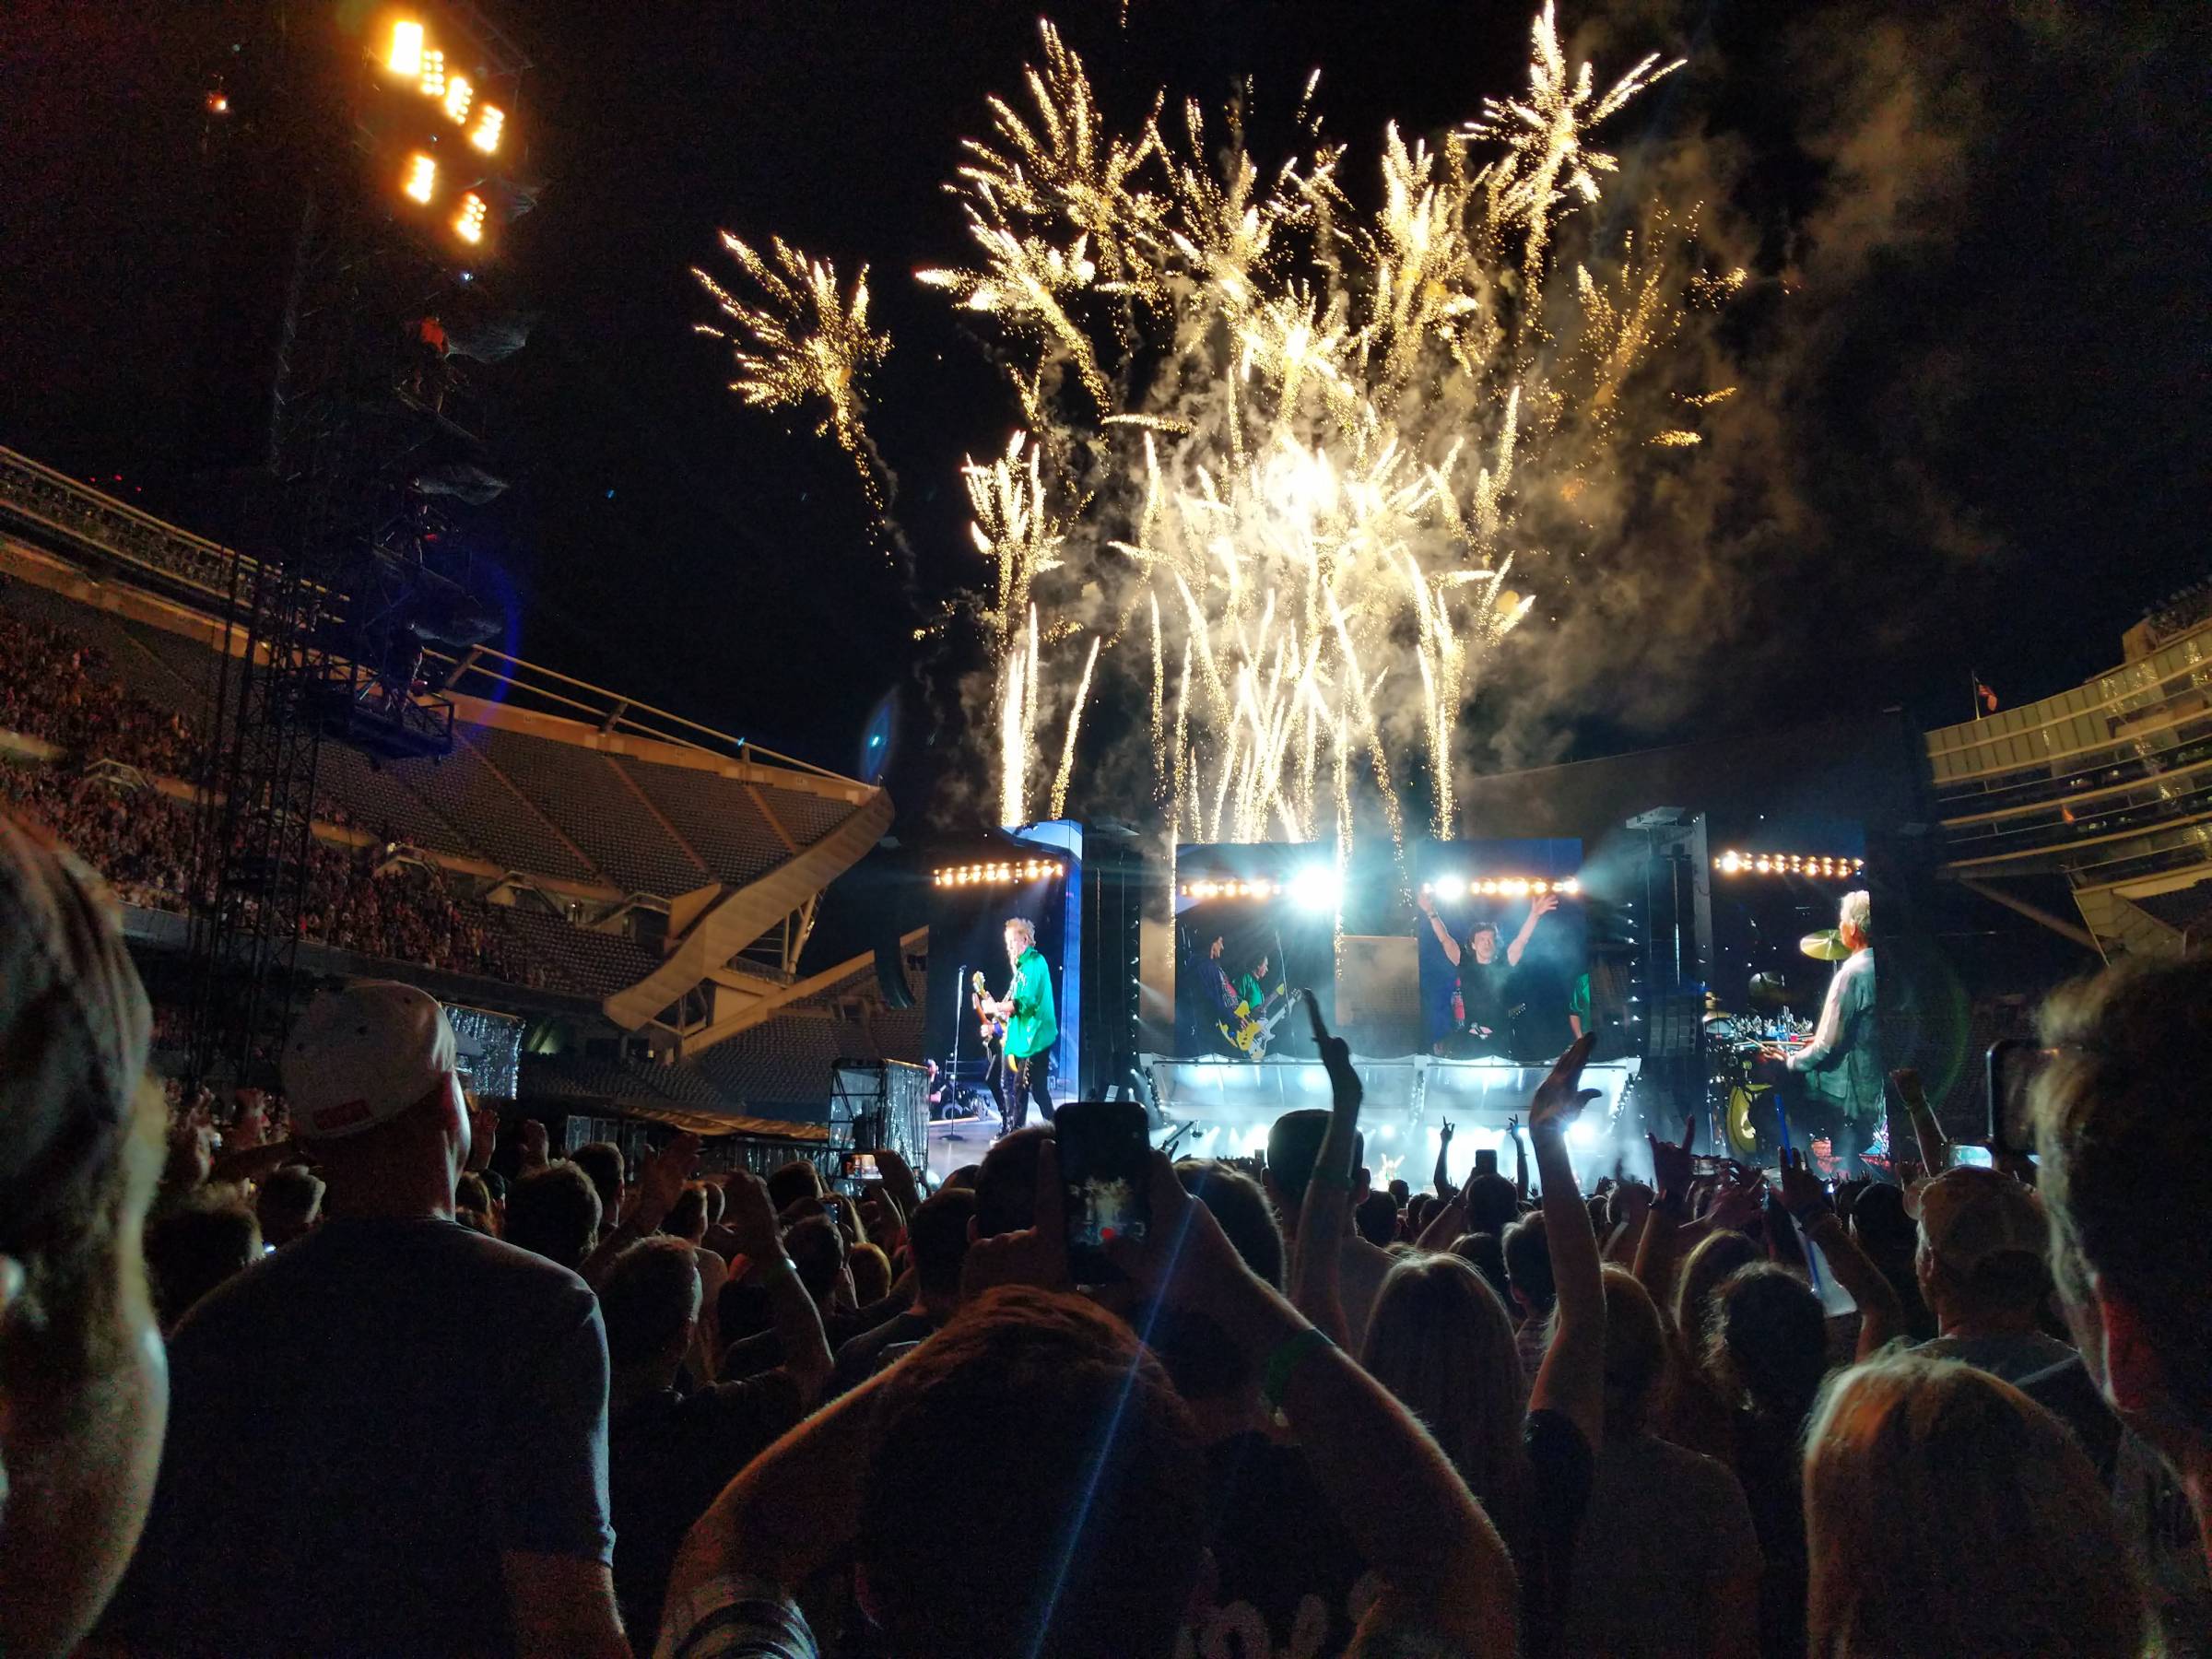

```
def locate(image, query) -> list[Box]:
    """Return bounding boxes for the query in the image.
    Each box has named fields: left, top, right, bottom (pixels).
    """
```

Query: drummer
left=1764, top=888, right=1880, bottom=1173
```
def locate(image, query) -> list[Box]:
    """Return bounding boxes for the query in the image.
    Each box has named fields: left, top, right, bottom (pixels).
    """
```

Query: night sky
left=6, top=0, right=2206, bottom=823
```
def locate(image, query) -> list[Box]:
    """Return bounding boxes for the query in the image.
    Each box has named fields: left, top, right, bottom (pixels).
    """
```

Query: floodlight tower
left=184, top=6, right=534, bottom=1090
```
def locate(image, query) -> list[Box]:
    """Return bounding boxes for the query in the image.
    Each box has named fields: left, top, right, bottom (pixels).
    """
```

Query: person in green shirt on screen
left=981, top=916, right=1056, bottom=1137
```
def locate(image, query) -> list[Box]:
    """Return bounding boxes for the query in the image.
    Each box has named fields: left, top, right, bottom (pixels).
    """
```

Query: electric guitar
left=1218, top=986, right=1292, bottom=1061
left=971, top=970, right=1005, bottom=1053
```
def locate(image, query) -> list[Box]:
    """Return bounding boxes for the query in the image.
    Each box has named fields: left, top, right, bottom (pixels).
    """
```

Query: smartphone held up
left=1055, top=1099, right=1151, bottom=1283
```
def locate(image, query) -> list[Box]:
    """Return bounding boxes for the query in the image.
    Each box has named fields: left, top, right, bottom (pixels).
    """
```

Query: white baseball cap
left=282, top=981, right=457, bottom=1140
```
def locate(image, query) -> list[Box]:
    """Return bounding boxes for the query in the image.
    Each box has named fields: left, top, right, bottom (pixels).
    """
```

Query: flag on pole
left=1972, top=672, right=1998, bottom=716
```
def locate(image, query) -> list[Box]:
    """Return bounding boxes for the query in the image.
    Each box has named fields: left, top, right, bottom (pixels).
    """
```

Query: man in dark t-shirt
left=99, top=982, right=625, bottom=1659
left=602, top=1178, right=831, bottom=1640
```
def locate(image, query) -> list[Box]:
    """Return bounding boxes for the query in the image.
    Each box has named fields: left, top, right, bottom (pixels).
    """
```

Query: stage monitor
left=1173, top=843, right=1336, bottom=1063
left=1411, top=839, right=1586, bottom=1063
left=922, top=826, right=1081, bottom=1126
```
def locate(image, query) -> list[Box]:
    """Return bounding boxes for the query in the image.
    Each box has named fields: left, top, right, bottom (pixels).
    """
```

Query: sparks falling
left=693, top=233, right=892, bottom=506
left=706, top=5, right=1725, bottom=848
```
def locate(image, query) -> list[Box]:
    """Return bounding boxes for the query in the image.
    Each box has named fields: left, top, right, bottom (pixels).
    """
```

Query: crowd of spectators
left=0, top=757, right=540, bottom=983
left=0, top=600, right=547, bottom=984
left=6, top=805, right=2211, bottom=1658
left=0, top=608, right=203, bottom=778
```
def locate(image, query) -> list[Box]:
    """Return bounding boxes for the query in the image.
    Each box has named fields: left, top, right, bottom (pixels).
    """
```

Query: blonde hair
left=1839, top=889, right=1871, bottom=941
left=1360, top=1253, right=1527, bottom=1536
left=1003, top=917, right=1036, bottom=947
left=1805, top=1352, right=2147, bottom=1659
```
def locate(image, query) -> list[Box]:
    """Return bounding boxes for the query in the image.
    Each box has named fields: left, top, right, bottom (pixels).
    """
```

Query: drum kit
left=1703, top=929, right=1846, bottom=1156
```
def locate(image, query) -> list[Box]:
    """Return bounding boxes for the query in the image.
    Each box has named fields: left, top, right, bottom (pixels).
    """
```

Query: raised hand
left=961, top=1139, right=1071, bottom=1297
left=1106, top=1148, right=1262, bottom=1316
left=1708, top=1164, right=1767, bottom=1232
left=519, top=1117, right=549, bottom=1171
left=1777, top=1147, right=1827, bottom=1215
left=872, top=1144, right=923, bottom=1230
left=1647, top=1126, right=1696, bottom=1200
left=1308, top=989, right=1361, bottom=1121
left=633, top=1132, right=703, bottom=1231
left=1439, top=1118, right=1456, bottom=1145
left=1528, top=1032, right=1601, bottom=1135
left=1531, top=892, right=1560, bottom=918
left=722, top=1168, right=784, bottom=1263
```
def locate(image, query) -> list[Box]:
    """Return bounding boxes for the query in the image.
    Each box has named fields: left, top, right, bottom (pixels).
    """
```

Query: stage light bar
left=469, top=103, right=504, bottom=154
left=453, top=192, right=487, bottom=243
left=418, top=47, right=446, bottom=100
left=1419, top=875, right=1582, bottom=899
left=1177, top=878, right=1281, bottom=900
left=1714, top=852, right=1865, bottom=878
left=402, top=152, right=437, bottom=204
left=931, top=859, right=1067, bottom=888
left=386, top=19, right=425, bottom=76
left=442, top=74, right=474, bottom=124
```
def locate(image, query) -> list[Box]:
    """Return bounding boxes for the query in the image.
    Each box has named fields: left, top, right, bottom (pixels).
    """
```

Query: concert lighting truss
left=1712, top=852, right=1865, bottom=879
left=1418, top=875, right=1583, bottom=900
left=932, top=859, right=1068, bottom=887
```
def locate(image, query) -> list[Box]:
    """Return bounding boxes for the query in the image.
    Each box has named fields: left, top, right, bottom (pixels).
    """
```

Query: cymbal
left=1800, top=929, right=1851, bottom=962
left=1747, top=971, right=1795, bottom=1007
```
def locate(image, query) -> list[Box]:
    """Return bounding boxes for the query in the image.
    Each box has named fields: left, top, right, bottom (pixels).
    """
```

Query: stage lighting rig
left=367, top=13, right=524, bottom=258
left=1713, top=852, right=1863, bottom=879
left=932, top=859, right=1066, bottom=888
left=1418, top=875, right=1583, bottom=899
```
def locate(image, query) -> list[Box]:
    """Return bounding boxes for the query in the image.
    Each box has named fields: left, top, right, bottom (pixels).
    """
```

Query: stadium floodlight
left=442, top=74, right=473, bottom=124
left=386, top=19, right=424, bottom=76
left=469, top=103, right=504, bottom=154
left=418, top=47, right=446, bottom=100
left=1431, top=873, right=1466, bottom=902
left=1288, top=865, right=1340, bottom=912
left=403, top=152, right=437, bottom=204
left=453, top=193, right=487, bottom=243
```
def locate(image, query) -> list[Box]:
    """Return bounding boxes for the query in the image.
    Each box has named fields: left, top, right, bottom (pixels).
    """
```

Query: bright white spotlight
left=387, top=19, right=425, bottom=76
left=1567, top=1118, right=1599, bottom=1147
left=453, top=192, right=487, bottom=243
left=402, top=152, right=437, bottom=204
left=1288, top=865, right=1340, bottom=912
left=469, top=103, right=504, bottom=154
left=1432, top=873, right=1466, bottom=902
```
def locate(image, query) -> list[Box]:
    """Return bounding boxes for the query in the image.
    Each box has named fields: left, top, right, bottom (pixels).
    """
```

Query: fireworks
left=705, top=5, right=1722, bottom=849
left=693, top=233, right=891, bottom=505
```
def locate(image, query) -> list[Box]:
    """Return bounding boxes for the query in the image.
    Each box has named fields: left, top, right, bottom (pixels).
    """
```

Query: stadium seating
left=384, top=735, right=598, bottom=883
left=498, top=906, right=665, bottom=999
left=473, top=725, right=712, bottom=897
left=612, top=756, right=791, bottom=887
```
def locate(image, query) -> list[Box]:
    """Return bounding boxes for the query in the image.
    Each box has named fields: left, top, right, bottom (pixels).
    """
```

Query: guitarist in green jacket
left=980, top=916, right=1057, bottom=1136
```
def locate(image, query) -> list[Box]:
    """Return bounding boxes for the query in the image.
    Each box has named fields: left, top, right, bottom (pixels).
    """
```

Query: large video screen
left=1707, top=842, right=1878, bottom=1179
left=1412, top=839, right=1586, bottom=1062
left=923, top=842, right=1077, bottom=1124
left=1173, top=843, right=1337, bottom=1063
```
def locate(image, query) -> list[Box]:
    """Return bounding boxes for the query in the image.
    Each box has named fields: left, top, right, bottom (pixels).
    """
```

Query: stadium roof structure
left=0, top=443, right=890, bottom=1053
